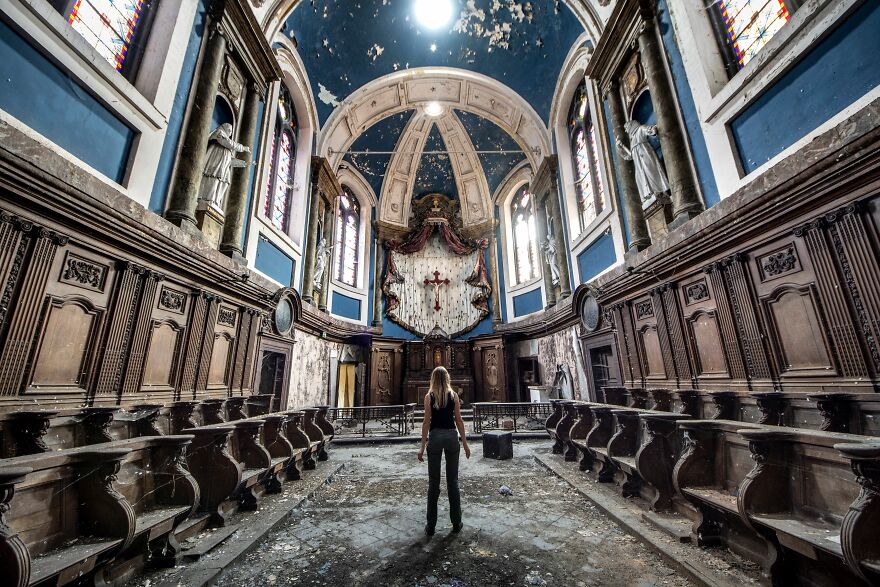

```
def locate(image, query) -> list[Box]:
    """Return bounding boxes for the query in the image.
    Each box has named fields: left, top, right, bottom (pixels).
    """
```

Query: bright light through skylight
left=424, top=101, right=444, bottom=117
left=414, top=0, right=453, bottom=30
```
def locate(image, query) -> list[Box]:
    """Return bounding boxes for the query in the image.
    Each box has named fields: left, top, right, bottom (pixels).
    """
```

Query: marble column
left=546, top=188, right=572, bottom=299
left=488, top=228, right=502, bottom=324
left=165, top=21, right=228, bottom=234
left=638, top=24, right=703, bottom=222
left=535, top=202, right=557, bottom=309
left=318, top=202, right=334, bottom=312
left=372, top=237, right=384, bottom=327
left=301, top=193, right=322, bottom=304
left=220, top=83, right=261, bottom=261
left=606, top=83, right=650, bottom=251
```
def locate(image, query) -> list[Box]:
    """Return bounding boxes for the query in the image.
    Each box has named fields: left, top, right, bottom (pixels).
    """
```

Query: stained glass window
left=65, top=0, right=152, bottom=74
left=714, top=0, right=794, bottom=73
left=334, top=188, right=360, bottom=287
left=570, top=82, right=606, bottom=233
left=264, top=89, right=297, bottom=233
left=511, top=186, right=539, bottom=285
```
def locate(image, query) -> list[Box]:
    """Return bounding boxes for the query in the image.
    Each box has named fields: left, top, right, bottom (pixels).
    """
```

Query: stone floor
left=212, top=442, right=700, bottom=587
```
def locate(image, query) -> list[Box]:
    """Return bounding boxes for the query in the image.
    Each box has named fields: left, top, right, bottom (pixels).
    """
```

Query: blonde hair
left=429, top=366, right=454, bottom=409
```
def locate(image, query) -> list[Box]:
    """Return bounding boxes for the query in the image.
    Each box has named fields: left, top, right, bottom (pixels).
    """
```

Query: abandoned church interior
left=0, top=0, right=879, bottom=585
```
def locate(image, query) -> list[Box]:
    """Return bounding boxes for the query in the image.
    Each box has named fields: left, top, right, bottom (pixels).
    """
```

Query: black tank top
left=430, top=392, right=456, bottom=430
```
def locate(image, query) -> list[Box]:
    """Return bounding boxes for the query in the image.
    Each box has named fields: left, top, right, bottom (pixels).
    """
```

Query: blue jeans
left=426, top=428, right=461, bottom=529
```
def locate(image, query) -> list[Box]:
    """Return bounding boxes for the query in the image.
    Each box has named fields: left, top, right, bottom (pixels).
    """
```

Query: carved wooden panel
left=93, top=262, right=143, bottom=396
left=687, top=311, right=728, bottom=376
left=142, top=321, right=183, bottom=389
left=0, top=228, right=68, bottom=395
left=30, top=298, right=101, bottom=390
left=705, top=263, right=748, bottom=380
left=762, top=286, right=835, bottom=376
left=121, top=271, right=163, bottom=396
left=208, top=333, right=234, bottom=387
left=639, top=326, right=665, bottom=379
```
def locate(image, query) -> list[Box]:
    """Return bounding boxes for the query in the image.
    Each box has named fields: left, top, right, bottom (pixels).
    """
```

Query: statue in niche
left=313, top=237, right=336, bottom=290
left=543, top=216, right=561, bottom=285
left=616, top=120, right=670, bottom=205
left=199, top=123, right=250, bottom=210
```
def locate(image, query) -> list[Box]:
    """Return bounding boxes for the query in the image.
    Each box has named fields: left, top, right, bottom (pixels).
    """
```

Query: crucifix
left=423, top=270, right=450, bottom=312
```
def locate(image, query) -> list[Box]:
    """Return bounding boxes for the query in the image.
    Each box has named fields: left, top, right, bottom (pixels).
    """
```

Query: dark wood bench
left=545, top=400, right=565, bottom=453
left=0, top=435, right=198, bottom=586
left=735, top=428, right=877, bottom=586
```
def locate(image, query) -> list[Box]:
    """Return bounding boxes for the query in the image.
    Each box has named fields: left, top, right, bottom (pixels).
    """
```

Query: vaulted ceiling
left=281, top=0, right=586, bottom=125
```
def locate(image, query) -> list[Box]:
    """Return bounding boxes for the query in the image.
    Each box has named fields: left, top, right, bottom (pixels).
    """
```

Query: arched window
left=333, top=187, right=360, bottom=287
left=570, top=82, right=605, bottom=232
left=510, top=185, right=539, bottom=285
left=264, top=88, right=298, bottom=232
left=59, top=0, right=156, bottom=77
left=710, top=0, right=798, bottom=76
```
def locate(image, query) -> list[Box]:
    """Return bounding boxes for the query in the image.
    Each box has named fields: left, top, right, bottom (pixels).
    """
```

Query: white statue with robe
left=313, top=237, right=335, bottom=290
left=616, top=120, right=670, bottom=206
left=199, top=123, right=250, bottom=211
left=543, top=216, right=561, bottom=285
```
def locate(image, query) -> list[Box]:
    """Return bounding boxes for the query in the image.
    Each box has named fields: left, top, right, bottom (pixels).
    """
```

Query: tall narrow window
left=333, top=188, right=361, bottom=287
left=570, top=82, right=606, bottom=232
left=264, top=88, right=297, bottom=232
left=511, top=186, right=539, bottom=285
left=711, top=0, right=798, bottom=75
left=60, top=0, right=155, bottom=76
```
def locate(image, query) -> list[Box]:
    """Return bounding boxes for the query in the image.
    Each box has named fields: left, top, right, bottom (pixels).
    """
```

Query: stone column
left=535, top=202, right=557, bottom=309
left=488, top=228, right=502, bottom=324
left=606, top=82, right=650, bottom=251
left=220, top=83, right=262, bottom=261
left=318, top=202, right=334, bottom=312
left=372, top=236, right=384, bottom=327
left=165, top=21, right=228, bottom=234
left=301, top=193, right=322, bottom=303
left=638, top=23, right=703, bottom=222
left=546, top=187, right=572, bottom=298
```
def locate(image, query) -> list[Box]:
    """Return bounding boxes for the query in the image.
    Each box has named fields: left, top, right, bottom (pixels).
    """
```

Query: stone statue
left=199, top=123, right=250, bottom=210
left=543, top=216, right=560, bottom=284
left=616, top=120, right=670, bottom=205
left=313, top=237, right=335, bottom=290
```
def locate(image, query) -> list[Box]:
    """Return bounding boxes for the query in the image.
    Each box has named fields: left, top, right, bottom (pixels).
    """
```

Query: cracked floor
left=214, top=441, right=697, bottom=587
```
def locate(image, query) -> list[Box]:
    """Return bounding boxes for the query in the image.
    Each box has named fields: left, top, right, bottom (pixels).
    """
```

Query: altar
left=402, top=337, right=474, bottom=405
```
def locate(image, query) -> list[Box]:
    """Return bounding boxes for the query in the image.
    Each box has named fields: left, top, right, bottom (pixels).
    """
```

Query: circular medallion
left=581, top=294, right=600, bottom=332
left=274, top=296, right=294, bottom=336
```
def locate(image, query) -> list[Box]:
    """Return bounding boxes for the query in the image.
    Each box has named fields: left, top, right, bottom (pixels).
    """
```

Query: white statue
left=616, top=120, right=670, bottom=205
left=313, top=237, right=335, bottom=290
left=543, top=216, right=560, bottom=284
left=199, top=123, right=250, bottom=210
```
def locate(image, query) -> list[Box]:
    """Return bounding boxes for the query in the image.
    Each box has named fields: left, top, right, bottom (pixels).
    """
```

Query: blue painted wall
left=732, top=0, right=880, bottom=175
left=0, top=18, right=135, bottom=183
left=513, top=287, right=543, bottom=318
left=577, top=231, right=616, bottom=284
left=255, top=236, right=295, bottom=287
left=149, top=0, right=207, bottom=212
left=656, top=0, right=720, bottom=207
left=331, top=291, right=362, bottom=321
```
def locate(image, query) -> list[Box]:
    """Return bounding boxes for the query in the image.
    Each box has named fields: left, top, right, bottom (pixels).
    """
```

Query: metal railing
left=326, top=404, right=417, bottom=437
left=471, top=402, right=553, bottom=433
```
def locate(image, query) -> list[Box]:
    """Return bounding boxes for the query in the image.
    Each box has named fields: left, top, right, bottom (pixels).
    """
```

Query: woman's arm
left=454, top=394, right=471, bottom=459
left=417, top=394, right=431, bottom=462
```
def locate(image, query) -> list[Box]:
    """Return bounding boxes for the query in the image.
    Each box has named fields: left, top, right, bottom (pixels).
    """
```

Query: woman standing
left=417, top=366, right=471, bottom=535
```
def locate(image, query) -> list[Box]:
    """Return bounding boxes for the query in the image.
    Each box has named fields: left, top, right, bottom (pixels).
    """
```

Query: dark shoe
left=452, top=523, right=463, bottom=533
left=425, top=525, right=435, bottom=536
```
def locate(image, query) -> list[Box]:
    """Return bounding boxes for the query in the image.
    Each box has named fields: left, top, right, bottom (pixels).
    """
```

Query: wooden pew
left=835, top=442, right=880, bottom=585
left=545, top=400, right=564, bottom=453
left=0, top=436, right=198, bottom=586
left=735, top=428, right=877, bottom=586
left=302, top=408, right=328, bottom=461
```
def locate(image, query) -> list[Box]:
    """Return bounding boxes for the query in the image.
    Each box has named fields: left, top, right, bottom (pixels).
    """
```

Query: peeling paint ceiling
left=282, top=0, right=584, bottom=125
